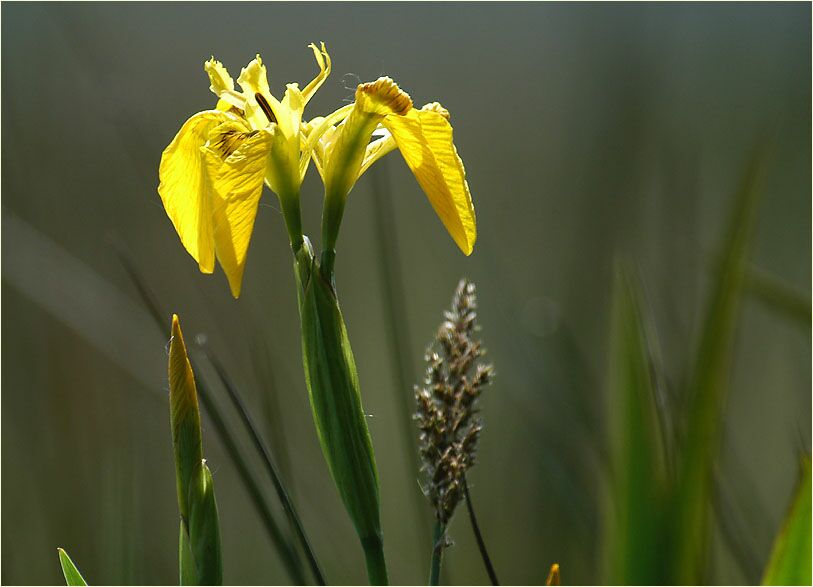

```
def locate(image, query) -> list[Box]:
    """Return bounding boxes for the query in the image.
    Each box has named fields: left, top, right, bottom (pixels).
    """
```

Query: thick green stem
left=363, top=536, right=389, bottom=585
left=294, top=242, right=388, bottom=586
left=321, top=187, right=346, bottom=256
left=429, top=521, right=446, bottom=586
left=281, top=195, right=304, bottom=252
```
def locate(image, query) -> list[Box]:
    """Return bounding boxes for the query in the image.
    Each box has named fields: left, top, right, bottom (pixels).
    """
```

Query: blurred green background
left=2, top=2, right=810, bottom=585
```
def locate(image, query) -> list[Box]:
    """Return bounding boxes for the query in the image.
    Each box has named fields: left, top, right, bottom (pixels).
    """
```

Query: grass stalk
left=192, top=367, right=307, bottom=584
left=462, top=477, right=499, bottom=585
left=201, top=347, right=326, bottom=586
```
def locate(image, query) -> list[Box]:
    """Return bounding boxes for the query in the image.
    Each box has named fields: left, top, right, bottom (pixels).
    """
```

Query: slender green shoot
left=57, top=548, right=88, bottom=586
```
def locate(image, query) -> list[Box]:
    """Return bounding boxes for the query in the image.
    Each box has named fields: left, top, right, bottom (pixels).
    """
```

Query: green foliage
left=604, top=266, right=668, bottom=584
left=294, top=241, right=387, bottom=585
left=603, top=149, right=771, bottom=584
left=762, top=456, right=812, bottom=586
left=169, top=316, right=223, bottom=585
left=669, top=148, right=767, bottom=583
left=57, top=548, right=88, bottom=586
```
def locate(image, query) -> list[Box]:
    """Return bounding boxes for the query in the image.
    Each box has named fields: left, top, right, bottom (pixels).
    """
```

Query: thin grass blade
left=603, top=265, right=668, bottom=584
left=669, top=147, right=768, bottom=582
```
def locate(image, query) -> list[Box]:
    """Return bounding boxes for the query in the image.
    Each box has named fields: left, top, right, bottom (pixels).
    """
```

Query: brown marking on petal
left=211, top=129, right=258, bottom=159
left=254, top=92, right=277, bottom=123
left=357, top=77, right=413, bottom=116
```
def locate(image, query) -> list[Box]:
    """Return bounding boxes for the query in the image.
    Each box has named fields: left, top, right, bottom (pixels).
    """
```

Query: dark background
left=2, top=2, right=810, bottom=584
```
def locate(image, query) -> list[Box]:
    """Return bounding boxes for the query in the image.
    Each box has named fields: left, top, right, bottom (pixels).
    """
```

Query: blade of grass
left=114, top=248, right=307, bottom=584
left=762, top=455, right=812, bottom=585
left=191, top=358, right=307, bottom=584
left=200, top=344, right=326, bottom=585
left=57, top=548, right=88, bottom=586
left=603, top=265, right=668, bottom=584
left=669, top=146, right=768, bottom=583
left=746, top=266, right=811, bottom=328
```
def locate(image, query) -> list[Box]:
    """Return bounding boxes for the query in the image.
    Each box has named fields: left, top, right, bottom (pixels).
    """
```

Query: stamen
left=255, top=93, right=276, bottom=124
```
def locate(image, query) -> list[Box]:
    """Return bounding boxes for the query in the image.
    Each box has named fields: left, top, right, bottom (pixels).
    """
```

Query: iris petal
left=204, top=129, right=273, bottom=297
left=382, top=107, right=476, bottom=255
left=158, top=110, right=235, bottom=273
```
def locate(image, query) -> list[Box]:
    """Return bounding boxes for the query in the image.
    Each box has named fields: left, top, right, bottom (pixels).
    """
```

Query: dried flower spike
left=415, top=278, right=494, bottom=526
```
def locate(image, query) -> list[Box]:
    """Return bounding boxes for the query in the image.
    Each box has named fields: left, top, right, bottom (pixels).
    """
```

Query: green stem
left=279, top=191, right=304, bottom=252
left=363, top=537, right=389, bottom=585
left=321, top=187, right=346, bottom=256
left=429, top=521, right=446, bottom=586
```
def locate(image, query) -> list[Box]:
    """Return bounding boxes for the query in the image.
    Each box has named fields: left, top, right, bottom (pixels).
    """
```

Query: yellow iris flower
left=158, top=43, right=476, bottom=298
left=310, top=77, right=476, bottom=257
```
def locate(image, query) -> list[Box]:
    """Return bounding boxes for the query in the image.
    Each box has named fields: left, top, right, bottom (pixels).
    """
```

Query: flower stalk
left=415, top=279, right=494, bottom=585
left=294, top=240, right=387, bottom=584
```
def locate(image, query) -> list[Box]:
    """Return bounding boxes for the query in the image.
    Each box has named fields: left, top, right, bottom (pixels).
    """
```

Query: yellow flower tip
left=205, top=57, right=234, bottom=95
left=421, top=102, right=450, bottom=121
left=357, top=77, right=413, bottom=116
left=546, top=563, right=560, bottom=586
left=171, top=313, right=183, bottom=340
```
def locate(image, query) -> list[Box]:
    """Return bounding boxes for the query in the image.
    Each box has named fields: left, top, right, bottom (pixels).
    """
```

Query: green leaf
left=669, top=148, right=768, bottom=583
left=294, top=241, right=388, bottom=585
left=57, top=548, right=88, bottom=586
left=762, top=456, right=812, bottom=586
left=603, top=266, right=669, bottom=584
left=169, top=315, right=223, bottom=585
left=187, top=463, right=224, bottom=585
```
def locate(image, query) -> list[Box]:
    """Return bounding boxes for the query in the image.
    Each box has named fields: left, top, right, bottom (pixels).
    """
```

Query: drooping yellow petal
left=382, top=105, right=476, bottom=255
left=158, top=110, right=235, bottom=273
left=203, top=128, right=273, bottom=297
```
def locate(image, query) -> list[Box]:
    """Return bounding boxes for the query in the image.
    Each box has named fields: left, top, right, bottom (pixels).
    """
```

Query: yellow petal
left=158, top=110, right=234, bottom=273
left=322, top=78, right=413, bottom=197
left=237, top=55, right=281, bottom=131
left=382, top=106, right=476, bottom=255
left=204, top=128, right=273, bottom=297
left=205, top=57, right=234, bottom=95
left=301, top=42, right=331, bottom=105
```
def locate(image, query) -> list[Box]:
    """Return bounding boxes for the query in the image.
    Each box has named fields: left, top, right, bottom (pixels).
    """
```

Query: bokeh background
left=2, top=2, right=810, bottom=585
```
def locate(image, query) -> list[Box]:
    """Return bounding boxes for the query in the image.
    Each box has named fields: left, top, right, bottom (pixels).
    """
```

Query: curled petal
left=158, top=110, right=236, bottom=273
left=301, top=42, right=332, bottom=105
left=206, top=58, right=245, bottom=111
left=355, top=77, right=413, bottom=117
left=383, top=108, right=476, bottom=255
left=322, top=78, right=412, bottom=197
